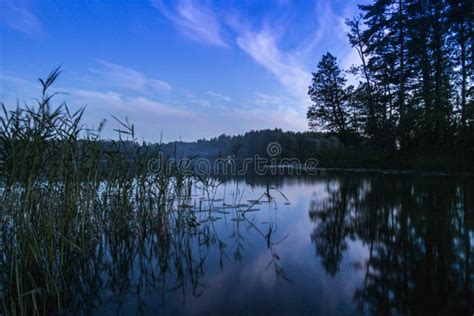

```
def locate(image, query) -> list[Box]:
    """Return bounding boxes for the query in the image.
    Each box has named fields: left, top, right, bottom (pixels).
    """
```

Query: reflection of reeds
left=0, top=69, right=289, bottom=315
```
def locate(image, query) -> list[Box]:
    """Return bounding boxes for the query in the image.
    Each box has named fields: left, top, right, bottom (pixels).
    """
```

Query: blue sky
left=0, top=0, right=365, bottom=142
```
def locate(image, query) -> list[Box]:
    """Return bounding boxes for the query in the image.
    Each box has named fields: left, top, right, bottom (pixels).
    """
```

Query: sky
left=0, top=0, right=365, bottom=142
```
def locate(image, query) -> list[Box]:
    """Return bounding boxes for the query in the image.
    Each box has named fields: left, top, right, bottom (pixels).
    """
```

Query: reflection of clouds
left=276, top=182, right=368, bottom=314
left=155, top=178, right=369, bottom=314
left=174, top=239, right=279, bottom=314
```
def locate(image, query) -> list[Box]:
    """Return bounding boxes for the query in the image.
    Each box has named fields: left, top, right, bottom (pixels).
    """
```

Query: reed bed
left=0, top=69, right=200, bottom=314
left=0, top=69, right=287, bottom=315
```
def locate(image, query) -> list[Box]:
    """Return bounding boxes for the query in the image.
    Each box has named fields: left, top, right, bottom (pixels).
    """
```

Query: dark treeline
left=308, top=0, right=473, bottom=169
left=157, top=129, right=341, bottom=159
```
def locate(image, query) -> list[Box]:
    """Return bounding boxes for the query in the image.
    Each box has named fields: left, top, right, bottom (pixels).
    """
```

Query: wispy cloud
left=0, top=73, right=35, bottom=87
left=88, top=60, right=172, bottom=94
left=206, top=91, right=231, bottom=102
left=232, top=1, right=361, bottom=104
left=0, top=0, right=42, bottom=35
left=149, top=0, right=358, bottom=106
left=218, top=105, right=306, bottom=133
left=236, top=30, right=311, bottom=100
left=307, top=1, right=361, bottom=67
left=63, top=87, right=306, bottom=140
left=64, top=88, right=191, bottom=118
left=190, top=98, right=210, bottom=107
left=150, top=0, right=228, bottom=47
left=254, top=92, right=282, bottom=106
left=301, top=0, right=359, bottom=54
left=295, top=1, right=333, bottom=57
left=62, top=87, right=211, bottom=141
left=0, top=73, right=40, bottom=103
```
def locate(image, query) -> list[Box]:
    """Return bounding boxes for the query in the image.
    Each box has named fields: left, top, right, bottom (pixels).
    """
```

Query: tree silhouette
left=307, top=53, right=356, bottom=145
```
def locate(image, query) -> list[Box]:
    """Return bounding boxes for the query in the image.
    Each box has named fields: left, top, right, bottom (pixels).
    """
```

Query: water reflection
left=309, top=174, right=473, bottom=314
left=2, top=173, right=472, bottom=315
left=52, top=181, right=290, bottom=315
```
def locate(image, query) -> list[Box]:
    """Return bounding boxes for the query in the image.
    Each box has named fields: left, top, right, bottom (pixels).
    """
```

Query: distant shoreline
left=263, top=165, right=474, bottom=177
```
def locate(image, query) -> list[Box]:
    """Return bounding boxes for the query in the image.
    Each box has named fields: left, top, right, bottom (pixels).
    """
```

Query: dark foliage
left=307, top=0, right=473, bottom=170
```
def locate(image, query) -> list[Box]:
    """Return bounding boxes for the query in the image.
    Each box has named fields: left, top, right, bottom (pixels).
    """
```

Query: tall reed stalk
left=0, top=69, right=200, bottom=315
left=0, top=69, right=288, bottom=315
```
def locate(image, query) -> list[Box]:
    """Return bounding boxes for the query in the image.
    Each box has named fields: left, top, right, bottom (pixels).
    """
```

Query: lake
left=71, top=171, right=472, bottom=315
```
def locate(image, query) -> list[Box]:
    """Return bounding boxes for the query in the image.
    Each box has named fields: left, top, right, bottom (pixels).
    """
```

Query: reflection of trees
left=309, top=174, right=474, bottom=314
left=308, top=176, right=359, bottom=275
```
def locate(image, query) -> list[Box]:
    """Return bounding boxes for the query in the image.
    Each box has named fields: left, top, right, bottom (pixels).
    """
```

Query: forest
left=307, top=0, right=473, bottom=169
left=152, top=0, right=473, bottom=171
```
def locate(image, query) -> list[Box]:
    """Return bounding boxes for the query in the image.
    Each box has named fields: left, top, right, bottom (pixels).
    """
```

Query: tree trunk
left=398, top=0, right=407, bottom=151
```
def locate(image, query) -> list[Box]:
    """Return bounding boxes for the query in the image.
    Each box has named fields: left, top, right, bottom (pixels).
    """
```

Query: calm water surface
left=93, top=172, right=473, bottom=315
